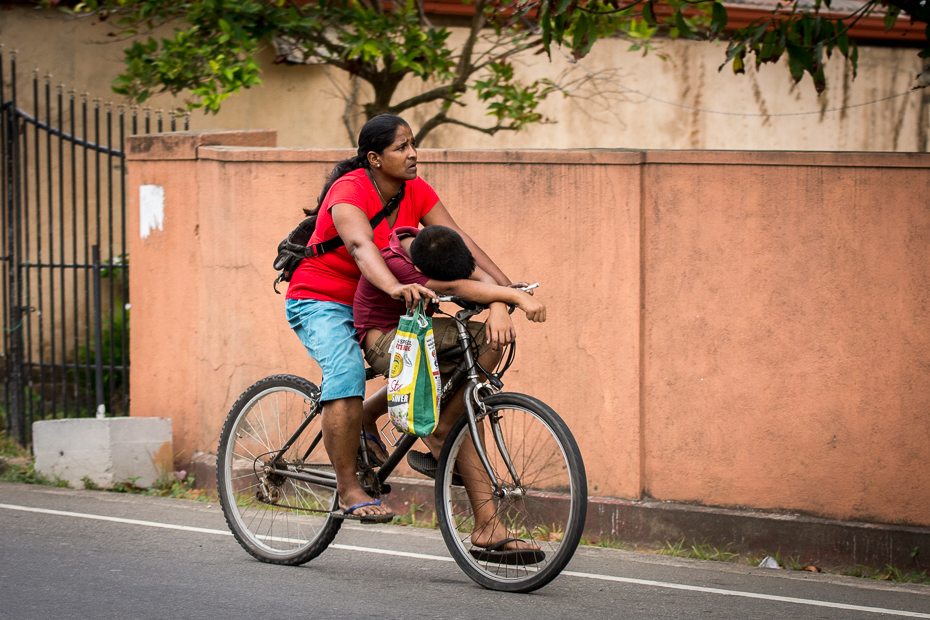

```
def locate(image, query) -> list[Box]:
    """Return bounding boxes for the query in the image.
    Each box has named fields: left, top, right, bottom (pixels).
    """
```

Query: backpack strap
left=272, top=182, right=406, bottom=293
left=304, top=184, right=404, bottom=258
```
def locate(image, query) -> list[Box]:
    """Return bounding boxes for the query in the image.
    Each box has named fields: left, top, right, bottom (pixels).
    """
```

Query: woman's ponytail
left=304, top=153, right=368, bottom=217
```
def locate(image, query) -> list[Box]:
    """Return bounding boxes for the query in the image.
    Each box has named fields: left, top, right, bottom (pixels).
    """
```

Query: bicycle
left=216, top=290, right=587, bottom=593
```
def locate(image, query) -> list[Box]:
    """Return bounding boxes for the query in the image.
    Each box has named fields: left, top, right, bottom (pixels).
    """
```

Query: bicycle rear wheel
left=435, top=392, right=587, bottom=592
left=217, top=374, right=341, bottom=565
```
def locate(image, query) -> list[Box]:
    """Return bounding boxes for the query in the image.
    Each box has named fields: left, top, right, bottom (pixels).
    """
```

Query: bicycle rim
left=435, top=393, right=587, bottom=592
left=217, top=375, right=341, bottom=565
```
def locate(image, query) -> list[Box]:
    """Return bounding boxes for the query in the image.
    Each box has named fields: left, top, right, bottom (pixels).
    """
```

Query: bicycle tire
left=217, top=374, right=342, bottom=565
left=434, top=392, right=587, bottom=592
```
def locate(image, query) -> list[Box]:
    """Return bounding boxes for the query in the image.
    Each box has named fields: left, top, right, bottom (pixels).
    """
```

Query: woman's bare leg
left=322, top=396, right=391, bottom=517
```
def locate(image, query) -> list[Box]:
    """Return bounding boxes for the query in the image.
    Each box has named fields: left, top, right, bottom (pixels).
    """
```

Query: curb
left=191, top=453, right=929, bottom=572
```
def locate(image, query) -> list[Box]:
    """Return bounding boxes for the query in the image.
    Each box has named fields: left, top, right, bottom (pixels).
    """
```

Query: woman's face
left=374, top=124, right=418, bottom=181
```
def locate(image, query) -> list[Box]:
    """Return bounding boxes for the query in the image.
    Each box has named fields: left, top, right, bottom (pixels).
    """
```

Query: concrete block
left=33, top=417, right=172, bottom=489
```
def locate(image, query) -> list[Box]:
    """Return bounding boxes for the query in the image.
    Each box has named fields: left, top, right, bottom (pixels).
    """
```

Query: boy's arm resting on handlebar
left=425, top=278, right=546, bottom=323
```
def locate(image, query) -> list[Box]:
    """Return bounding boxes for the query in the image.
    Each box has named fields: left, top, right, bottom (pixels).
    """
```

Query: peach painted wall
left=641, top=151, right=930, bottom=525
left=127, top=131, right=930, bottom=526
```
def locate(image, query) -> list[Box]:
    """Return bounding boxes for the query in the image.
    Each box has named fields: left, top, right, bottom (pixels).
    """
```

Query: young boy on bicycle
left=353, top=224, right=546, bottom=562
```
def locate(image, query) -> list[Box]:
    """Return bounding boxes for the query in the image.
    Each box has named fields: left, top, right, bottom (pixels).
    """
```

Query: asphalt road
left=1, top=481, right=928, bottom=620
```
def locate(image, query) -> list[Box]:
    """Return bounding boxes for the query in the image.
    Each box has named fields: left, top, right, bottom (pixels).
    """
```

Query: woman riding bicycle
left=284, top=114, right=518, bottom=522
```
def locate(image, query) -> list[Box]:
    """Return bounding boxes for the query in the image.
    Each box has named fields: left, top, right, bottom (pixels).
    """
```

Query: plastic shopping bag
left=387, top=301, right=441, bottom=437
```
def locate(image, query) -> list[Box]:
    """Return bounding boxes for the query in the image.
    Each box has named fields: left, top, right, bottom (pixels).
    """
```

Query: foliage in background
left=529, top=0, right=929, bottom=94
left=53, top=0, right=653, bottom=143
left=82, top=470, right=212, bottom=501
left=74, top=308, right=128, bottom=414
left=52, top=0, right=534, bottom=141
left=51, top=0, right=929, bottom=142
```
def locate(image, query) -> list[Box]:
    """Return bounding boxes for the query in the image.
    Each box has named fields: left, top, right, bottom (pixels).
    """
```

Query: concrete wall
left=126, top=130, right=930, bottom=527
left=2, top=6, right=928, bottom=152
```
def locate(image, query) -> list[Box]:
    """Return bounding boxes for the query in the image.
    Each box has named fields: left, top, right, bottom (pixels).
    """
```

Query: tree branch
left=577, top=0, right=646, bottom=15
left=290, top=30, right=382, bottom=83
left=453, top=0, right=490, bottom=89
left=470, top=30, right=533, bottom=67
left=388, top=84, right=465, bottom=115
left=415, top=109, right=519, bottom=144
left=285, top=0, right=307, bottom=17
left=472, top=37, right=545, bottom=73
left=343, top=75, right=362, bottom=147
left=414, top=0, right=434, bottom=29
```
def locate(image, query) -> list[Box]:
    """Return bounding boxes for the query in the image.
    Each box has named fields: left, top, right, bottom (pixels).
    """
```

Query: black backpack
left=272, top=183, right=405, bottom=293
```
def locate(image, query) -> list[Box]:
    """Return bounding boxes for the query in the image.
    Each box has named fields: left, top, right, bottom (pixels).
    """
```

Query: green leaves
left=65, top=0, right=930, bottom=134
left=533, top=0, right=927, bottom=97
left=471, top=61, right=550, bottom=129
left=718, top=4, right=865, bottom=94
left=710, top=2, right=728, bottom=36
left=78, top=0, right=462, bottom=112
left=883, top=5, right=902, bottom=31
left=642, top=0, right=658, bottom=27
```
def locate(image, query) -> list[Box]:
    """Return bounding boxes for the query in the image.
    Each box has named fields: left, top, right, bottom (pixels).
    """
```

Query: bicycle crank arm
left=268, top=468, right=338, bottom=489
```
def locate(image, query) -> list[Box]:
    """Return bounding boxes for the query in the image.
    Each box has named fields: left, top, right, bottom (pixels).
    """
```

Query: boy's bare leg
left=322, top=396, right=391, bottom=517
left=361, top=385, right=389, bottom=462
left=425, top=348, right=538, bottom=552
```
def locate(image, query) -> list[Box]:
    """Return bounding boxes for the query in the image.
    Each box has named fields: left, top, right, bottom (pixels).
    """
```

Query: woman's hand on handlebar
left=508, top=281, right=535, bottom=295
left=390, top=282, right=437, bottom=309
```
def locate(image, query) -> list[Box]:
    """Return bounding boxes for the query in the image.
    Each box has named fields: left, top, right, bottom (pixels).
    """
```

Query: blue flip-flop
left=334, top=499, right=395, bottom=524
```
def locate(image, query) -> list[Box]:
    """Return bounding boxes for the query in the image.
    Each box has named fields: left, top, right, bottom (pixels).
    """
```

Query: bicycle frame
left=262, top=301, right=521, bottom=499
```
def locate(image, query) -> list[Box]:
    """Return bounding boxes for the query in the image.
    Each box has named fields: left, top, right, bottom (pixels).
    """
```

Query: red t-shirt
left=354, top=226, right=433, bottom=344
left=286, top=169, right=439, bottom=305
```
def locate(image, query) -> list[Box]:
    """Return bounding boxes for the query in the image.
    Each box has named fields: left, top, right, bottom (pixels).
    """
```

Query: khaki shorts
left=364, top=317, right=491, bottom=377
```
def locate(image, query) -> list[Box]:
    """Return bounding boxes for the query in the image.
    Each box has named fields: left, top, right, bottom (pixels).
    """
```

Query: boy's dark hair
left=410, top=226, right=476, bottom=281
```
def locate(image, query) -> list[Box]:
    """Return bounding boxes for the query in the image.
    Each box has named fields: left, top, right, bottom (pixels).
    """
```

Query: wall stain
left=689, top=57, right=705, bottom=148
left=841, top=61, right=851, bottom=122
left=890, top=55, right=908, bottom=151
left=918, top=87, right=930, bottom=153
left=748, top=67, right=771, bottom=127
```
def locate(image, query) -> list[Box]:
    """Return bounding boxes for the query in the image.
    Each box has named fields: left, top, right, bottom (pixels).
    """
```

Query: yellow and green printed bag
left=387, top=301, right=441, bottom=437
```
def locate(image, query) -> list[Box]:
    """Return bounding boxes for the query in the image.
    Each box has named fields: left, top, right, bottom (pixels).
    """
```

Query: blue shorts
left=285, top=298, right=366, bottom=403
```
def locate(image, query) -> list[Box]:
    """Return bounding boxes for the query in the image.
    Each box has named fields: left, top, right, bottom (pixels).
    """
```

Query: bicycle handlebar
left=431, top=283, right=539, bottom=312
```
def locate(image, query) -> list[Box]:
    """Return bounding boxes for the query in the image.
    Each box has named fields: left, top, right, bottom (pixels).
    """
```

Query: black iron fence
left=1, top=49, right=189, bottom=446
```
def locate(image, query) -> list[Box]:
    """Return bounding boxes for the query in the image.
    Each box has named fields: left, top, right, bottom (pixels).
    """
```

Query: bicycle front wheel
left=435, top=393, right=587, bottom=592
left=217, top=374, right=341, bottom=565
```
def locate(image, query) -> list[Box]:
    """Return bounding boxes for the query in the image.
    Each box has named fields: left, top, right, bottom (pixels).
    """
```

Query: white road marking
left=560, top=570, right=930, bottom=617
left=2, top=502, right=928, bottom=618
